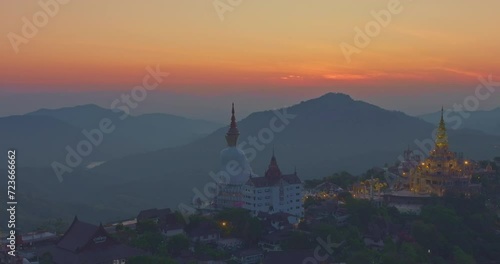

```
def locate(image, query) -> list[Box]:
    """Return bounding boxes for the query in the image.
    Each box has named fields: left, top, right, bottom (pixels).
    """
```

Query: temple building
left=242, top=151, right=304, bottom=219
left=409, top=108, right=478, bottom=196
left=37, top=216, right=144, bottom=263
left=216, top=104, right=304, bottom=219
left=215, top=104, right=257, bottom=208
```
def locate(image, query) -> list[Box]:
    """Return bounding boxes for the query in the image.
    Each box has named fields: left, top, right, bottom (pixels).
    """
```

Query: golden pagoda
left=409, top=108, right=475, bottom=196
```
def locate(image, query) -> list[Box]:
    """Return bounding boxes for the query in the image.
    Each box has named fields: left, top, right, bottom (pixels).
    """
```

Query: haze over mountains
left=6, top=93, right=500, bottom=230
left=419, top=107, right=500, bottom=136
left=0, top=104, right=222, bottom=167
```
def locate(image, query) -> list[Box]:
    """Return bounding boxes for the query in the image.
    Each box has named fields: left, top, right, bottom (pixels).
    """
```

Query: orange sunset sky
left=0, top=0, right=499, bottom=119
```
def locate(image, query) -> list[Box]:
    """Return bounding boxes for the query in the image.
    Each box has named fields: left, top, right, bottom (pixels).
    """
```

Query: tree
left=282, top=231, right=313, bottom=250
left=420, top=205, right=465, bottom=244
left=185, top=214, right=213, bottom=232
left=325, top=171, right=357, bottom=189
left=194, top=243, right=227, bottom=260
left=312, top=224, right=340, bottom=242
left=336, top=191, right=352, bottom=202
left=128, top=256, right=176, bottom=264
left=136, top=219, right=159, bottom=234
left=174, top=211, right=187, bottom=226
left=166, top=234, right=190, bottom=257
left=214, top=208, right=262, bottom=244
left=115, top=223, right=124, bottom=232
left=380, top=239, right=399, bottom=264
left=400, top=242, right=419, bottom=264
left=411, top=220, right=450, bottom=258
left=304, top=179, right=324, bottom=189
left=346, top=248, right=377, bottom=264
left=345, top=199, right=377, bottom=230
left=131, top=231, right=165, bottom=254
left=113, top=225, right=136, bottom=244
left=39, top=252, right=54, bottom=264
left=453, top=246, right=476, bottom=264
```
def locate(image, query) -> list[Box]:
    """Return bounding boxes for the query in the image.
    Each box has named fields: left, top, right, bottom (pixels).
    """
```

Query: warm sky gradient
left=1, top=0, right=499, bottom=120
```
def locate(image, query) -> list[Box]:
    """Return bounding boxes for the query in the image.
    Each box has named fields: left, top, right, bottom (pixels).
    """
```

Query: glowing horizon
left=1, top=0, right=499, bottom=98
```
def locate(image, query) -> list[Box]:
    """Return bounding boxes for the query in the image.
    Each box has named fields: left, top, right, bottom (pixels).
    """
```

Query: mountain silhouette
left=11, top=93, right=500, bottom=229
left=2, top=104, right=222, bottom=167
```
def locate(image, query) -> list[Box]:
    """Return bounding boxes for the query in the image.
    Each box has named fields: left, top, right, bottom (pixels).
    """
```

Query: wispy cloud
left=322, top=72, right=386, bottom=80
left=280, top=75, right=304, bottom=80
left=433, top=67, right=483, bottom=78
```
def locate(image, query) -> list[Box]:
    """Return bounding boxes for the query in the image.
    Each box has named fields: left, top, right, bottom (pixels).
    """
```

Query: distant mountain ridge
left=0, top=115, right=95, bottom=167
left=10, top=93, right=500, bottom=230
left=28, top=104, right=117, bottom=128
left=0, top=104, right=222, bottom=168
left=419, top=107, right=500, bottom=136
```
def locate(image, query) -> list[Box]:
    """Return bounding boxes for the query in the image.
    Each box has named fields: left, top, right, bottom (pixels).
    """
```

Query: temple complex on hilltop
left=215, top=104, right=304, bottom=220
left=409, top=108, right=479, bottom=196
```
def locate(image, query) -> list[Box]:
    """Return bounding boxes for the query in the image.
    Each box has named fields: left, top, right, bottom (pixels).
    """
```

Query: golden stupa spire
left=435, top=107, right=448, bottom=149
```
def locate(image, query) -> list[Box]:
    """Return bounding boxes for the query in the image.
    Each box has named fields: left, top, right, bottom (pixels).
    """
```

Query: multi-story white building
left=242, top=152, right=304, bottom=218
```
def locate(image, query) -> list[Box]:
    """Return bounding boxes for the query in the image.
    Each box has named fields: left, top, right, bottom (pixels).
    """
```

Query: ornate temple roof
left=409, top=108, right=474, bottom=195
left=265, top=148, right=282, bottom=180
left=40, top=216, right=145, bottom=263
left=435, top=107, right=449, bottom=150
left=57, top=216, right=101, bottom=252
left=225, top=103, right=240, bottom=147
left=246, top=151, right=301, bottom=187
